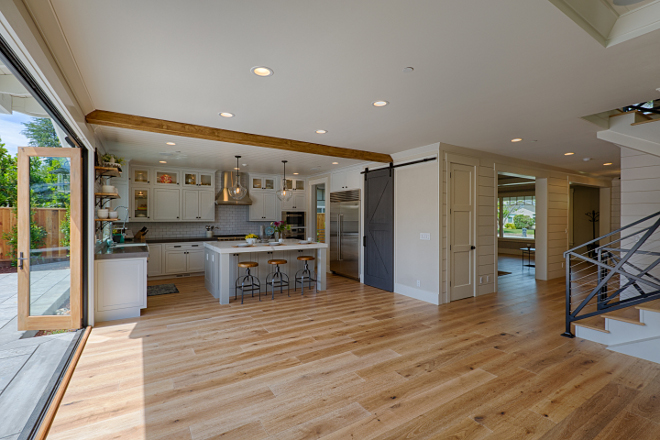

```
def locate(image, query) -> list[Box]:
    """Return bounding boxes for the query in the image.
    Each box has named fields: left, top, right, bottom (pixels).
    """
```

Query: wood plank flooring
left=47, top=265, right=660, bottom=439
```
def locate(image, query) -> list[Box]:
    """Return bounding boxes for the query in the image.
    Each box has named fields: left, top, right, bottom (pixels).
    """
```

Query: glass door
left=17, top=147, right=82, bottom=331
left=132, top=188, right=151, bottom=220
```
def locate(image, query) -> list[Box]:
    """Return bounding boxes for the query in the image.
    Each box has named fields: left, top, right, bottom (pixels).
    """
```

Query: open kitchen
left=92, top=152, right=355, bottom=321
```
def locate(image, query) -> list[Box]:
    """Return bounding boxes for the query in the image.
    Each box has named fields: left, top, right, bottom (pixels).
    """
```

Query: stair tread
left=603, top=308, right=645, bottom=326
left=573, top=317, right=609, bottom=334
left=636, top=299, right=660, bottom=313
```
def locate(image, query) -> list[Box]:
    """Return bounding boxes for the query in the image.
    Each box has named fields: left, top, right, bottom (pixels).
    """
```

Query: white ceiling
left=33, top=0, right=660, bottom=177
left=603, top=0, right=658, bottom=15
left=97, top=125, right=365, bottom=176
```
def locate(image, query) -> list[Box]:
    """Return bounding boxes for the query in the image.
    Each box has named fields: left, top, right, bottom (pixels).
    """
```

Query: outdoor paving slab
left=0, top=433, right=19, bottom=440
left=0, top=354, right=29, bottom=393
left=0, top=334, right=74, bottom=439
left=0, top=346, right=37, bottom=359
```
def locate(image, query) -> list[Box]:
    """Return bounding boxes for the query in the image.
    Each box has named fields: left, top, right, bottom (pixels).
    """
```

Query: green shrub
left=513, top=214, right=535, bottom=229
left=2, top=220, right=47, bottom=266
left=504, top=223, right=515, bottom=229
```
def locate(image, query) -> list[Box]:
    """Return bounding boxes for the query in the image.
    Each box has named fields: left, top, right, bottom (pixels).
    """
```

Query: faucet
left=114, top=206, right=129, bottom=237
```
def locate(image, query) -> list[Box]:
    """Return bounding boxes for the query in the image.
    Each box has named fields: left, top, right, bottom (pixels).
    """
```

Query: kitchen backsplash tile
left=128, top=204, right=272, bottom=239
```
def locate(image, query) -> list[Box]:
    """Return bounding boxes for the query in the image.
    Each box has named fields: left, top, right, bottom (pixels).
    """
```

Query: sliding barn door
left=17, top=147, right=82, bottom=331
left=364, top=168, right=394, bottom=291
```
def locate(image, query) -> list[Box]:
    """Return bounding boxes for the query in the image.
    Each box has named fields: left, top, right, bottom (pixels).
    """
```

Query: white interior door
left=450, top=162, right=476, bottom=301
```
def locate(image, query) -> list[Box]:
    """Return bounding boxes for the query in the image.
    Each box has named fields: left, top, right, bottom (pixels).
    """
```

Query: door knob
left=471, top=245, right=476, bottom=250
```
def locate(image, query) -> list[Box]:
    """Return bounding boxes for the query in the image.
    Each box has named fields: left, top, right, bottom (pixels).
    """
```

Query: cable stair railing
left=563, top=210, right=660, bottom=337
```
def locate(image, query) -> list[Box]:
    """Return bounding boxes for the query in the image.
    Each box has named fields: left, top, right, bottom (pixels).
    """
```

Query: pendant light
left=276, top=160, right=293, bottom=202
left=228, top=155, right=247, bottom=200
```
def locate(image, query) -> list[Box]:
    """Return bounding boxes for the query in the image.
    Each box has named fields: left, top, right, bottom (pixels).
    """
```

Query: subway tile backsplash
left=128, top=205, right=272, bottom=239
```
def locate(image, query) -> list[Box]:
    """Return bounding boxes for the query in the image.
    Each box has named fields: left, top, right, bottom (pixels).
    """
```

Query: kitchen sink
left=111, top=243, right=148, bottom=248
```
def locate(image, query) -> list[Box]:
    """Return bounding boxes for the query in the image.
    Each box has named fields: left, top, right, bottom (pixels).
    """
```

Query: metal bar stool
left=295, top=256, right=316, bottom=294
left=235, top=261, right=260, bottom=304
left=266, top=259, right=290, bottom=299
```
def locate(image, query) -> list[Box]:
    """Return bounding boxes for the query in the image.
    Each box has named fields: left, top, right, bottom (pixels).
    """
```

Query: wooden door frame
left=18, top=147, right=82, bottom=331
left=445, top=153, right=478, bottom=303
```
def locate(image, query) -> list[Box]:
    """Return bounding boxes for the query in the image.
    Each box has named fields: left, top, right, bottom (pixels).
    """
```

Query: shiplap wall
left=611, top=177, right=621, bottom=240
left=547, top=175, right=569, bottom=279
left=477, top=165, right=496, bottom=295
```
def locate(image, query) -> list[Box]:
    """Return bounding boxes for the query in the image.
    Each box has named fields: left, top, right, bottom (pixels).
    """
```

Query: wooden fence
left=317, top=213, right=326, bottom=243
left=0, top=207, right=68, bottom=261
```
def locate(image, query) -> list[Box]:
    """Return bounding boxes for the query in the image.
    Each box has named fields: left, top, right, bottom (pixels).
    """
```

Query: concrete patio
left=0, top=271, right=76, bottom=440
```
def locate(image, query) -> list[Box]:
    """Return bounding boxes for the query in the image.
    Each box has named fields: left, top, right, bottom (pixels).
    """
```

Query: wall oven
left=282, top=211, right=306, bottom=240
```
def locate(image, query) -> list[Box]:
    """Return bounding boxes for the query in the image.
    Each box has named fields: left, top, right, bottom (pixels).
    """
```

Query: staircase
left=564, top=210, right=660, bottom=363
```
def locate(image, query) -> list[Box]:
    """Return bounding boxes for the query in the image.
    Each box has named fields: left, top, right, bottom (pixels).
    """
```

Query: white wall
left=393, top=145, right=440, bottom=304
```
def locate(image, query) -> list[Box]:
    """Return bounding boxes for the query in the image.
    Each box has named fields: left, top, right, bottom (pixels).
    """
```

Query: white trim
left=307, top=176, right=330, bottom=274
left=394, top=283, right=440, bottom=305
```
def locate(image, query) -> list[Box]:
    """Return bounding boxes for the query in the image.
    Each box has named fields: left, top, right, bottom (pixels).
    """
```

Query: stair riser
left=574, top=326, right=611, bottom=345
left=609, top=339, right=660, bottom=364
left=604, top=319, right=653, bottom=344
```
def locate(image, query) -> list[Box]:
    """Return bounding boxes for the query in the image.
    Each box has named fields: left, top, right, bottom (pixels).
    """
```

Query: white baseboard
left=394, top=283, right=440, bottom=305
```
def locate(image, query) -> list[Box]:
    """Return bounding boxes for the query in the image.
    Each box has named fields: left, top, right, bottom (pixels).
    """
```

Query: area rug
left=498, top=271, right=512, bottom=276
left=147, top=283, right=179, bottom=296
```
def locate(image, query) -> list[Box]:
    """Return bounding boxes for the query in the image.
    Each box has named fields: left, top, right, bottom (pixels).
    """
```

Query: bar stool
left=266, top=259, right=289, bottom=299
left=295, top=256, right=316, bottom=294
left=235, top=261, right=260, bottom=304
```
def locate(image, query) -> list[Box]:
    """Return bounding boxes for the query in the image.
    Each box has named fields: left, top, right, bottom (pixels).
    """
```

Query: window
left=499, top=195, right=536, bottom=238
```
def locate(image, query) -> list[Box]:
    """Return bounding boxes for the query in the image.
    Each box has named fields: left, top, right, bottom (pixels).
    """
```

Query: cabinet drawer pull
left=174, top=245, right=181, bottom=248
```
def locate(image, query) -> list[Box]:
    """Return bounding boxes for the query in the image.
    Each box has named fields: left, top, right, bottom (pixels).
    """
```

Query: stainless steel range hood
left=215, top=171, right=252, bottom=205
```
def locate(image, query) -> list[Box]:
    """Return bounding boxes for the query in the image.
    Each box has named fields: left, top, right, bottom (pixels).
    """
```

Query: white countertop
left=204, top=240, right=328, bottom=254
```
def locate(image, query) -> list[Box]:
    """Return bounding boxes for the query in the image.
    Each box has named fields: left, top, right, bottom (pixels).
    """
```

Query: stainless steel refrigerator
left=330, top=190, right=360, bottom=280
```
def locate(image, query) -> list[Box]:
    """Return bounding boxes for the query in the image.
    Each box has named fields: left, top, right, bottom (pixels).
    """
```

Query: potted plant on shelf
left=101, top=154, right=125, bottom=169
left=245, top=233, right=258, bottom=245
left=271, top=221, right=291, bottom=242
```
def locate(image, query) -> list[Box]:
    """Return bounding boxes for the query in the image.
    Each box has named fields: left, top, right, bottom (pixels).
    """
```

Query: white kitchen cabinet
left=188, top=249, right=205, bottom=272
left=165, top=243, right=206, bottom=274
left=281, top=193, right=306, bottom=211
left=131, top=166, right=152, bottom=185
left=205, top=248, right=219, bottom=298
left=153, top=169, right=180, bottom=187
left=251, top=175, right=277, bottom=191
left=165, top=250, right=188, bottom=274
left=331, top=169, right=361, bottom=192
left=183, top=190, right=216, bottom=221
left=95, top=257, right=147, bottom=322
left=153, top=188, right=181, bottom=220
left=249, top=192, right=279, bottom=221
left=183, top=171, right=215, bottom=189
left=147, top=244, right=162, bottom=276
left=285, top=179, right=305, bottom=191
left=130, top=187, right=152, bottom=221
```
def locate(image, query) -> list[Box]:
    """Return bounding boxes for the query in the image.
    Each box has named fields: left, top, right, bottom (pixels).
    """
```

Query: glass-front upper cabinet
left=183, top=171, right=214, bottom=188
left=285, top=178, right=305, bottom=191
left=132, top=187, right=151, bottom=220
left=132, top=167, right=151, bottom=185
left=154, top=169, right=179, bottom=186
left=251, top=175, right=275, bottom=191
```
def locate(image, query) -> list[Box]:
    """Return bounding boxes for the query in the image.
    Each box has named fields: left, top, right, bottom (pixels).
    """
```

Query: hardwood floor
left=48, top=272, right=660, bottom=440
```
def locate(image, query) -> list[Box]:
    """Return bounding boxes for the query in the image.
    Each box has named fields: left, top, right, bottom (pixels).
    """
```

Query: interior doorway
left=313, top=183, right=326, bottom=243
left=569, top=184, right=600, bottom=250
left=497, top=172, right=536, bottom=278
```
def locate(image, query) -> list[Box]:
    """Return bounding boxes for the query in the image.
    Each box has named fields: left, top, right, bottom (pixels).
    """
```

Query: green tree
left=0, top=139, right=17, bottom=207
left=513, top=214, right=535, bottom=229
left=21, top=117, right=61, bottom=148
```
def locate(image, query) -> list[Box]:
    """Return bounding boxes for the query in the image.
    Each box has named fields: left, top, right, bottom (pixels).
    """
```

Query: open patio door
left=17, top=147, right=82, bottom=331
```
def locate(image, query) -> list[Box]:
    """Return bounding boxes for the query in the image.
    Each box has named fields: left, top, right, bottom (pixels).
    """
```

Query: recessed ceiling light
left=219, top=112, right=234, bottom=118
left=332, top=162, right=339, bottom=165
left=234, top=167, right=240, bottom=170
left=511, top=138, right=523, bottom=143
left=403, top=67, right=414, bottom=73
left=315, top=129, right=327, bottom=134
left=583, top=157, right=592, bottom=162
left=373, top=101, right=388, bottom=107
left=166, top=142, right=175, bottom=146
left=293, top=172, right=299, bottom=175
left=603, top=162, right=613, bottom=166
left=564, top=152, right=574, bottom=156
left=159, top=160, right=167, bottom=163
left=242, top=163, right=247, bottom=167
left=251, top=66, right=273, bottom=77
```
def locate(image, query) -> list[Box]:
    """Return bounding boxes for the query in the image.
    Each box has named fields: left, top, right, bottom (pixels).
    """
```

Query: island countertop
left=204, top=240, right=328, bottom=254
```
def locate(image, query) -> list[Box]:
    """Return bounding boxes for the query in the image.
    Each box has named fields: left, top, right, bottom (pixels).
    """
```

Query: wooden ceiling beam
left=85, top=110, right=393, bottom=163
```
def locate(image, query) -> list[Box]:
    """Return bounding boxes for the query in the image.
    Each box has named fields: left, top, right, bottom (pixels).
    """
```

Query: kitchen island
left=204, top=240, right=328, bottom=304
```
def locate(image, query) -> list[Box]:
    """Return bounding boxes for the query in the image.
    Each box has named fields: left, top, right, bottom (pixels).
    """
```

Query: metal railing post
left=562, top=253, right=574, bottom=337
